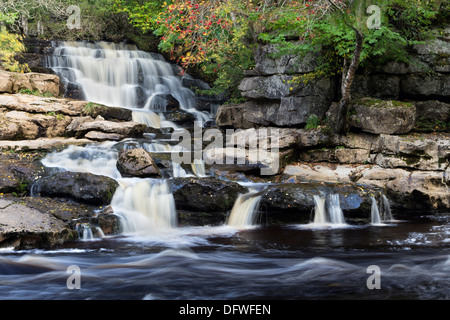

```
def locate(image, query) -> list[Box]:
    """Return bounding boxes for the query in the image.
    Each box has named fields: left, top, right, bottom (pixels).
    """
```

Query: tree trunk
left=335, top=29, right=364, bottom=134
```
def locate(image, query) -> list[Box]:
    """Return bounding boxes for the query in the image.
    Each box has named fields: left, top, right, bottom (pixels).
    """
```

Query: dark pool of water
left=0, top=215, right=448, bottom=300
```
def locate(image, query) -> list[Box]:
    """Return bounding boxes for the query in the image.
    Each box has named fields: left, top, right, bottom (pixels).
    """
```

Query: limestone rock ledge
left=283, top=164, right=450, bottom=212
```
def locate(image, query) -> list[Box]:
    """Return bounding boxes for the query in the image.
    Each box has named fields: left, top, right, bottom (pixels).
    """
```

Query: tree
left=117, top=0, right=444, bottom=125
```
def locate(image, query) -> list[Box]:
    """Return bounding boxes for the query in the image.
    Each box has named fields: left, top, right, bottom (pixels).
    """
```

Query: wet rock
left=283, top=164, right=450, bottom=213
left=95, top=206, right=122, bottom=235
left=34, top=171, right=119, bottom=205
left=260, top=184, right=373, bottom=224
left=161, top=110, right=196, bottom=125
left=0, top=152, right=46, bottom=194
left=116, top=148, right=161, bottom=178
left=171, top=177, right=248, bottom=213
left=81, top=102, right=132, bottom=121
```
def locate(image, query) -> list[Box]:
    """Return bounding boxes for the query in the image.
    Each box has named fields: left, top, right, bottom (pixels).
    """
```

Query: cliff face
left=214, top=29, right=450, bottom=212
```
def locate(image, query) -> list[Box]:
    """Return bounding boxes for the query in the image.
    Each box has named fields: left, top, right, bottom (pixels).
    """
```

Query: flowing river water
left=0, top=41, right=448, bottom=301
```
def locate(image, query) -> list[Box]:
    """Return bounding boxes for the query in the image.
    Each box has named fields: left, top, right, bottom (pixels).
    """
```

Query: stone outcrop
left=0, top=70, right=60, bottom=96
left=0, top=198, right=76, bottom=249
left=0, top=93, right=154, bottom=143
left=282, top=163, right=450, bottom=213
left=348, top=99, right=417, bottom=135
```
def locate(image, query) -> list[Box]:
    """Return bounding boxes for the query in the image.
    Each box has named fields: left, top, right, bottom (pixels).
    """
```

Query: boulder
left=3, top=110, right=72, bottom=139
left=0, top=152, right=45, bottom=194
left=0, top=198, right=75, bottom=249
left=349, top=98, right=416, bottom=134
left=0, top=94, right=82, bottom=116
left=33, top=171, right=119, bottom=205
left=171, top=177, right=248, bottom=213
left=116, top=148, right=161, bottom=178
left=81, top=102, right=133, bottom=121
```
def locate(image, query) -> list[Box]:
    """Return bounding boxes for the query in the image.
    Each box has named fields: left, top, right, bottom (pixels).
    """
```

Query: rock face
left=0, top=93, right=152, bottom=142
left=260, top=183, right=373, bottom=224
left=33, top=171, right=119, bottom=205
left=0, top=70, right=60, bottom=96
left=0, top=198, right=75, bottom=249
left=282, top=163, right=450, bottom=213
left=116, top=148, right=161, bottom=178
left=349, top=99, right=417, bottom=135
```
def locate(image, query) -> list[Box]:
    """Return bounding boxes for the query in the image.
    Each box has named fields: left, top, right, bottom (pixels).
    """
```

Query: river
left=0, top=41, right=448, bottom=302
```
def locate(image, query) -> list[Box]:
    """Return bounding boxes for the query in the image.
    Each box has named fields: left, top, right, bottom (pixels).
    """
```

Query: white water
left=46, top=41, right=211, bottom=125
left=227, top=190, right=262, bottom=228
left=371, top=196, right=382, bottom=225
left=310, top=194, right=346, bottom=227
left=313, top=195, right=328, bottom=225
left=381, top=194, right=394, bottom=222
left=328, top=194, right=346, bottom=225
left=111, top=178, right=177, bottom=235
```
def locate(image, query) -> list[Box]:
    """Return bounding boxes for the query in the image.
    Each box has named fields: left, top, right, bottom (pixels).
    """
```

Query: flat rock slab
left=0, top=138, right=92, bottom=152
left=0, top=199, right=74, bottom=249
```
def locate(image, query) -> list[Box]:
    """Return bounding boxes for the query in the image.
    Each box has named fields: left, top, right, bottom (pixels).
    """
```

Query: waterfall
left=311, top=194, right=346, bottom=226
left=312, top=195, right=327, bottom=225
left=40, top=142, right=121, bottom=179
left=227, top=190, right=262, bottom=228
left=370, top=196, right=382, bottom=225
left=380, top=194, right=394, bottom=222
left=328, top=194, right=346, bottom=225
left=111, top=179, right=177, bottom=234
left=191, top=158, right=207, bottom=177
left=46, top=41, right=211, bottom=125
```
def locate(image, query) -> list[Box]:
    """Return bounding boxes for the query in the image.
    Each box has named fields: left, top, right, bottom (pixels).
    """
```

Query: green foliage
left=19, top=89, right=53, bottom=97
left=0, top=28, right=30, bottom=73
left=305, top=114, right=321, bottom=130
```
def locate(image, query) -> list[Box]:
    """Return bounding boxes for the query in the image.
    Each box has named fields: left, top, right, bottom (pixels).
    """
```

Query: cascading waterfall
left=312, top=195, right=327, bottom=225
left=380, top=194, right=394, bottom=222
left=328, top=194, right=346, bottom=225
left=46, top=41, right=211, bottom=126
left=311, top=194, right=346, bottom=226
left=370, top=196, right=382, bottom=225
left=111, top=178, right=177, bottom=234
left=39, top=40, right=218, bottom=238
left=227, top=190, right=262, bottom=228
